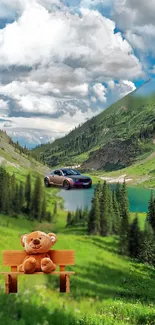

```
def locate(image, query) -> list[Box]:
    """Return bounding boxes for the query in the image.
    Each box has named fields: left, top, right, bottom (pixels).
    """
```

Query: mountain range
left=32, top=79, right=155, bottom=171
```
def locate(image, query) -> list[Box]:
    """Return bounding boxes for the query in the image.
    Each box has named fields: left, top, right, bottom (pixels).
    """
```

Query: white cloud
left=92, top=83, right=107, bottom=103
left=91, top=96, right=97, bottom=103
left=108, top=79, right=136, bottom=99
left=0, top=0, right=142, bottom=147
left=113, top=0, right=155, bottom=56
left=0, top=4, right=142, bottom=80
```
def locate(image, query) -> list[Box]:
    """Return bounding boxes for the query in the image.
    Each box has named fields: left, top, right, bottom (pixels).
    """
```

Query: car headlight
left=72, top=178, right=79, bottom=182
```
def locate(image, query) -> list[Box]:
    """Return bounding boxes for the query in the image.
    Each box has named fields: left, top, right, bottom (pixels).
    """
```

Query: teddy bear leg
left=41, top=258, right=56, bottom=273
left=23, top=257, right=37, bottom=274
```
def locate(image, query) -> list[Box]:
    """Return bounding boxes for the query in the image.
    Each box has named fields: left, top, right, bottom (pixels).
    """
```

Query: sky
left=0, top=0, right=155, bottom=148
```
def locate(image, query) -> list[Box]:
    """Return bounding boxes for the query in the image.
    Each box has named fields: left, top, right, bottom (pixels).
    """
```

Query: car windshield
left=61, top=169, right=81, bottom=176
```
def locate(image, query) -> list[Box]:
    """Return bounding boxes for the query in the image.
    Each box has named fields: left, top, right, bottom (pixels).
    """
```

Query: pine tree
left=14, top=184, right=20, bottom=214
left=74, top=208, right=80, bottom=224
left=0, top=166, right=8, bottom=212
left=46, top=211, right=52, bottom=222
left=107, top=184, right=113, bottom=234
left=40, top=194, right=46, bottom=222
left=66, top=211, right=72, bottom=226
left=139, top=220, right=155, bottom=265
left=95, top=181, right=102, bottom=199
left=147, top=191, right=155, bottom=232
left=83, top=205, right=89, bottom=225
left=128, top=215, right=141, bottom=258
left=88, top=192, right=100, bottom=235
left=100, top=181, right=111, bottom=236
left=119, top=180, right=130, bottom=255
left=25, top=174, right=31, bottom=214
left=19, top=182, right=25, bottom=212
left=10, top=174, right=16, bottom=211
left=115, top=182, right=121, bottom=211
left=53, top=202, right=57, bottom=216
left=112, top=191, right=121, bottom=234
left=31, top=175, right=43, bottom=220
left=3, top=173, right=10, bottom=214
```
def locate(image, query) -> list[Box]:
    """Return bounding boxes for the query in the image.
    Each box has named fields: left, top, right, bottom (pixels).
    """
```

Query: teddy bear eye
left=39, top=237, right=42, bottom=240
left=31, top=238, right=33, bottom=241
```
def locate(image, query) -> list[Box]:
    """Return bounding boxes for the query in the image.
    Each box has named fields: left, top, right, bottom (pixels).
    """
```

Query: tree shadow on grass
left=47, top=260, right=155, bottom=305
left=0, top=292, right=77, bottom=325
left=78, top=236, right=119, bottom=254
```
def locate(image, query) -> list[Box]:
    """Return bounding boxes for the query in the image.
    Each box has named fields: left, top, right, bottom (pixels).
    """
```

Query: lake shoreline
left=98, top=174, right=133, bottom=184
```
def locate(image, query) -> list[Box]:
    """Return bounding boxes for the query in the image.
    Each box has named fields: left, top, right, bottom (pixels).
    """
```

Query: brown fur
left=18, top=231, right=57, bottom=274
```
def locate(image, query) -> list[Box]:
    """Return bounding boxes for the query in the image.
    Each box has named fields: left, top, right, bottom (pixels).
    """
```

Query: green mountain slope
left=0, top=129, right=50, bottom=175
left=32, top=79, right=155, bottom=170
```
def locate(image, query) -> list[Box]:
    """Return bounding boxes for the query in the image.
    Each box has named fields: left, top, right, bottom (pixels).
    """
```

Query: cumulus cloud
left=113, top=0, right=155, bottom=56
left=92, top=83, right=107, bottom=103
left=107, top=80, right=136, bottom=104
left=0, top=0, right=141, bottom=147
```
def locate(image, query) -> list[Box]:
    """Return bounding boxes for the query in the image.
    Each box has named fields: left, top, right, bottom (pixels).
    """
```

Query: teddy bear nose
left=33, top=239, right=40, bottom=245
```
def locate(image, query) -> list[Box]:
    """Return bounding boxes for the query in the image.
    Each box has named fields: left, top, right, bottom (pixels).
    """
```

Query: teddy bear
left=18, top=231, right=57, bottom=274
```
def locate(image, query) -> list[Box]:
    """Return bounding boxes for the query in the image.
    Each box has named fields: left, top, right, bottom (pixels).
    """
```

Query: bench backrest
left=2, top=250, right=75, bottom=267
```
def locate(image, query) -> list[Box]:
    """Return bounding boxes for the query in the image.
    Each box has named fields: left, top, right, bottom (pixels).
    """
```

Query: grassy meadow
left=0, top=164, right=155, bottom=325
left=0, top=207, right=155, bottom=324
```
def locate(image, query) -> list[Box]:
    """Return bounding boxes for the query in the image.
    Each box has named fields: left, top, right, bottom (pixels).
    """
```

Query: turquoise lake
left=58, top=184, right=155, bottom=213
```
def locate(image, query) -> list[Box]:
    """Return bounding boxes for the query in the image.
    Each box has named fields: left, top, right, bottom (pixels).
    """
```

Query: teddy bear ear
left=48, top=233, right=57, bottom=244
left=20, top=234, right=28, bottom=247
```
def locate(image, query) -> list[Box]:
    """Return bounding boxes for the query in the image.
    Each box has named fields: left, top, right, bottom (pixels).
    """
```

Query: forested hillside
left=32, top=79, right=155, bottom=170
left=0, top=129, right=50, bottom=175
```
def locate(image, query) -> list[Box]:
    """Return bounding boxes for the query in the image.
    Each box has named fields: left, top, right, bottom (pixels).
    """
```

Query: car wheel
left=44, top=177, right=50, bottom=187
left=63, top=180, right=70, bottom=190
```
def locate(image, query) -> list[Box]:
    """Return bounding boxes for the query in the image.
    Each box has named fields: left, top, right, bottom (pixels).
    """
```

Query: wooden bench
left=0, top=250, right=75, bottom=294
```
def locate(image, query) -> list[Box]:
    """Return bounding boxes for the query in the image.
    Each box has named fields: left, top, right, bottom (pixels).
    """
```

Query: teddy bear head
left=20, top=231, right=57, bottom=254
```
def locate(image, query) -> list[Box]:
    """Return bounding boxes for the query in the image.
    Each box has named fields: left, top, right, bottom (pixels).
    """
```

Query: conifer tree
left=95, top=181, right=102, bottom=199
left=31, top=175, right=43, bottom=220
left=10, top=174, right=16, bottom=211
left=119, top=180, right=130, bottom=255
left=115, top=182, right=122, bottom=211
left=40, top=194, right=46, bottom=222
left=46, top=211, right=52, bottom=222
left=3, top=173, right=10, bottom=214
left=128, top=215, right=141, bottom=258
left=100, top=181, right=111, bottom=236
left=139, top=220, right=155, bottom=265
left=112, top=191, right=121, bottom=234
left=83, top=205, right=89, bottom=225
left=88, top=192, right=100, bottom=235
left=19, top=182, right=25, bottom=212
left=66, top=211, right=72, bottom=226
left=53, top=202, right=57, bottom=216
left=25, top=173, right=31, bottom=214
left=147, top=191, right=155, bottom=233
left=0, top=166, right=8, bottom=212
left=14, top=184, right=20, bottom=214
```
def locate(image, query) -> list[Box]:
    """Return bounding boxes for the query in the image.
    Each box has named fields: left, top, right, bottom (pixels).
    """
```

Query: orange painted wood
left=2, top=250, right=75, bottom=266
left=5, top=274, right=11, bottom=294
left=60, top=265, right=66, bottom=292
left=0, top=271, right=75, bottom=275
left=65, top=274, right=70, bottom=293
left=10, top=266, right=18, bottom=293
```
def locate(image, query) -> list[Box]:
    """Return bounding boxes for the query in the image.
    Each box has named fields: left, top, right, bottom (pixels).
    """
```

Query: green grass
left=0, top=212, right=155, bottom=325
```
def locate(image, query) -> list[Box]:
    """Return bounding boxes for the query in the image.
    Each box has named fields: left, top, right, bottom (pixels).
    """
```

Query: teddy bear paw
left=23, top=258, right=37, bottom=274
left=41, top=258, right=56, bottom=273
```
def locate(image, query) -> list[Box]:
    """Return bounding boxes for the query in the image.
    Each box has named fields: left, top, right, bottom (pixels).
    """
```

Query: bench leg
left=5, top=274, right=18, bottom=294
left=60, top=274, right=70, bottom=293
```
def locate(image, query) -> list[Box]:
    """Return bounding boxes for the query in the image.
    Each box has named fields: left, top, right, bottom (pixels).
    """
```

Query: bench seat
left=0, top=250, right=75, bottom=294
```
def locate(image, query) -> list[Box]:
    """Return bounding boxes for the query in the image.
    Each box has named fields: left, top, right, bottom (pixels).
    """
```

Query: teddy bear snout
left=33, top=239, right=40, bottom=245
